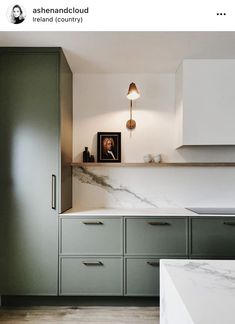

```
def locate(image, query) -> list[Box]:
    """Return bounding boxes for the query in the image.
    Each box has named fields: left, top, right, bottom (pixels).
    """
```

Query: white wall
left=73, top=73, right=235, bottom=163
left=72, top=73, right=235, bottom=210
left=73, top=73, right=175, bottom=162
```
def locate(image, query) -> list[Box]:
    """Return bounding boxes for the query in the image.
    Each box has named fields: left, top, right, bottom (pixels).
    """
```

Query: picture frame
left=97, top=132, right=121, bottom=163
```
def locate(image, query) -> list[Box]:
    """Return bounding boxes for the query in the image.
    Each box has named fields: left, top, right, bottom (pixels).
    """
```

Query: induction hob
left=186, top=208, right=235, bottom=215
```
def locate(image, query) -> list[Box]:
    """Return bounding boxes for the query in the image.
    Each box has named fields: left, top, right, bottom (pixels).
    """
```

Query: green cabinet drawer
left=125, top=258, right=160, bottom=296
left=60, top=257, right=123, bottom=295
left=125, top=217, right=187, bottom=255
left=61, top=218, right=122, bottom=255
left=191, top=217, right=235, bottom=257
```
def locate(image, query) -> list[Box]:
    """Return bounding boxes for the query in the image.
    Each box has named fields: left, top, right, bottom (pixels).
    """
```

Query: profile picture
left=8, top=4, right=26, bottom=24
left=97, top=132, right=121, bottom=163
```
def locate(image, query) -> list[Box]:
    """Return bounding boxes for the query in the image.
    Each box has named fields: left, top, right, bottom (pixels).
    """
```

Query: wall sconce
left=126, top=82, right=140, bottom=130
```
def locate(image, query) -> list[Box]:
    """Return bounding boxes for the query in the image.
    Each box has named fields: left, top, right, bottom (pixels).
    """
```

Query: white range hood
left=175, top=59, right=235, bottom=148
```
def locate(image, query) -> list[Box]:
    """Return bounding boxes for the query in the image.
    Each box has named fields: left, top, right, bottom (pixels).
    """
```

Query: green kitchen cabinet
left=60, top=217, right=123, bottom=255
left=124, top=217, right=188, bottom=297
left=60, top=257, right=123, bottom=296
left=190, top=217, right=235, bottom=258
left=59, top=215, right=188, bottom=296
left=0, top=48, right=72, bottom=295
left=125, top=257, right=161, bottom=296
left=59, top=216, right=123, bottom=296
left=59, top=215, right=235, bottom=296
left=124, top=257, right=186, bottom=296
left=125, top=217, right=188, bottom=256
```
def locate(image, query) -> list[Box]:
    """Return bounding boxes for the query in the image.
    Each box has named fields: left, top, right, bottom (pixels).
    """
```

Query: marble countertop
left=60, top=207, right=196, bottom=217
left=160, top=259, right=235, bottom=324
left=60, top=207, right=235, bottom=217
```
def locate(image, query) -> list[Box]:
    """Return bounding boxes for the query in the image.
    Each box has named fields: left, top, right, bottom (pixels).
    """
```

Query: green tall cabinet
left=0, top=47, right=72, bottom=295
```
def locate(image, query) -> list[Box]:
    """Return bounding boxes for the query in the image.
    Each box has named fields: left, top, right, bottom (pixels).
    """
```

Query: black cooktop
left=186, top=208, right=235, bottom=215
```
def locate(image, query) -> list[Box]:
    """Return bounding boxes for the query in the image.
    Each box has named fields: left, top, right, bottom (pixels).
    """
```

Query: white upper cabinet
left=175, top=59, right=235, bottom=147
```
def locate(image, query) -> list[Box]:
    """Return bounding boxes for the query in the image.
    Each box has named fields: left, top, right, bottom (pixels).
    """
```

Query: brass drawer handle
left=147, top=261, right=159, bottom=267
left=82, top=261, right=104, bottom=266
left=224, top=221, right=235, bottom=226
left=147, top=221, right=170, bottom=226
left=82, top=221, right=104, bottom=225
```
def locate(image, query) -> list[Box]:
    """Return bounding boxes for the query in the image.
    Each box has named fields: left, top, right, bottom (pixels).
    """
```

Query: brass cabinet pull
left=147, top=221, right=170, bottom=226
left=82, top=261, right=103, bottom=266
left=147, top=261, right=159, bottom=267
left=223, top=221, right=235, bottom=226
left=82, top=221, right=104, bottom=225
left=51, top=174, right=56, bottom=210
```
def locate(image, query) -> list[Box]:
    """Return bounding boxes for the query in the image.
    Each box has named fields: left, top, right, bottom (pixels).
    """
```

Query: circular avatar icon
left=8, top=4, right=26, bottom=24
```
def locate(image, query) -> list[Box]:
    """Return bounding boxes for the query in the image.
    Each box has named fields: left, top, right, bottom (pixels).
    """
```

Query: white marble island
left=160, top=259, right=235, bottom=324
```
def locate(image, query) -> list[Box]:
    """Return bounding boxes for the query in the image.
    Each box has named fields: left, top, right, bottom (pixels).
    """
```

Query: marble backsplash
left=72, top=166, right=235, bottom=210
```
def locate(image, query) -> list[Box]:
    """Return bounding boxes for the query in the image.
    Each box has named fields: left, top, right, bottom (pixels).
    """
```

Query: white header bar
left=0, top=0, right=235, bottom=31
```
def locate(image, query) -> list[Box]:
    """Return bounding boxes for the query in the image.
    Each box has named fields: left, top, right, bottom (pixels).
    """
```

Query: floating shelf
left=71, top=162, right=235, bottom=167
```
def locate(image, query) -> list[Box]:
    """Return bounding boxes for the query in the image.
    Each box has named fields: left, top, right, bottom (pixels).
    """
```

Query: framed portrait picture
left=97, top=132, right=121, bottom=163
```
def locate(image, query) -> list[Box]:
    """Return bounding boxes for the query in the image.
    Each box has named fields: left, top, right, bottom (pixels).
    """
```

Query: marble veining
left=73, top=166, right=159, bottom=207
left=160, top=259, right=235, bottom=324
left=167, top=261, right=235, bottom=293
left=182, top=261, right=235, bottom=287
left=72, top=165, right=235, bottom=210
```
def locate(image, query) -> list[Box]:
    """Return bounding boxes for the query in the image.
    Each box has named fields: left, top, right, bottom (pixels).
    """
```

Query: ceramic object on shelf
left=143, top=154, right=152, bottom=163
left=153, top=154, right=161, bottom=163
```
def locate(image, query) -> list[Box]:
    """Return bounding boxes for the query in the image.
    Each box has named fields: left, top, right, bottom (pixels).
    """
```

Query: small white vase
left=143, top=154, right=152, bottom=163
left=153, top=154, right=161, bottom=163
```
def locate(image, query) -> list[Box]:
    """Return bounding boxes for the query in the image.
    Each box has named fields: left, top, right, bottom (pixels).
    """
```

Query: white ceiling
left=1, top=32, right=235, bottom=73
